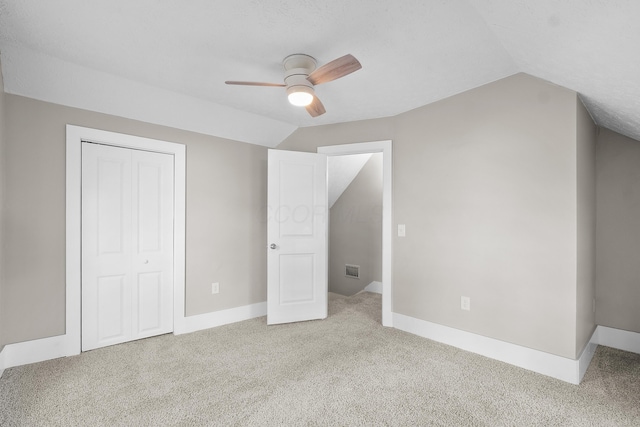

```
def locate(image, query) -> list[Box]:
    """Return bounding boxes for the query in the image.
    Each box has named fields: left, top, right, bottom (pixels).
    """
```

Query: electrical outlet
left=211, top=282, right=220, bottom=294
left=461, top=296, right=471, bottom=311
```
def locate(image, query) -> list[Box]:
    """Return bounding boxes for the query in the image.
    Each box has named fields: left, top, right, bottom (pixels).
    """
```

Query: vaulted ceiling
left=1, top=0, right=638, bottom=147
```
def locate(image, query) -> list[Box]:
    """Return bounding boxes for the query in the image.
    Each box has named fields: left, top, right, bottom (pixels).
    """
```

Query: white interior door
left=82, top=142, right=174, bottom=351
left=267, top=149, right=328, bottom=325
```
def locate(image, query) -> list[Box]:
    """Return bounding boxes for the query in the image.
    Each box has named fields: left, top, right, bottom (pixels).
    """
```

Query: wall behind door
left=0, top=60, right=5, bottom=349
left=329, top=153, right=383, bottom=296
left=596, top=128, right=640, bottom=333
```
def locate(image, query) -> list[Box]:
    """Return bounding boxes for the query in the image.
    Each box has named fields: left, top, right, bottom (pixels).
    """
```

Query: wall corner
left=575, top=95, right=597, bottom=358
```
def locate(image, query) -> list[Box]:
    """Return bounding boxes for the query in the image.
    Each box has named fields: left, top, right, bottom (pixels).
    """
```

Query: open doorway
left=327, top=153, right=383, bottom=297
left=318, top=141, right=392, bottom=327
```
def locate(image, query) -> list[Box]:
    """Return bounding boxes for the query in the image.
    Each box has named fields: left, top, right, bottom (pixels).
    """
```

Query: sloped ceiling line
left=328, top=154, right=373, bottom=208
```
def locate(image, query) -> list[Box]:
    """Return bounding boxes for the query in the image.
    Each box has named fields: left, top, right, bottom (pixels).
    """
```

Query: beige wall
left=394, top=74, right=580, bottom=358
left=596, top=128, right=640, bottom=333
left=0, top=71, right=605, bottom=359
left=329, top=154, right=383, bottom=296
left=281, top=73, right=588, bottom=358
left=1, top=94, right=267, bottom=345
left=575, top=98, right=597, bottom=355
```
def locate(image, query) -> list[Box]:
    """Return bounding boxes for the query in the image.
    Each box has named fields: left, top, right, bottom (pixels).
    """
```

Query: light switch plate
left=398, top=224, right=406, bottom=237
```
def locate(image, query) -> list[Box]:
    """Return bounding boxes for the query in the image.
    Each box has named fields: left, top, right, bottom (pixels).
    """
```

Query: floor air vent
left=345, top=264, right=360, bottom=279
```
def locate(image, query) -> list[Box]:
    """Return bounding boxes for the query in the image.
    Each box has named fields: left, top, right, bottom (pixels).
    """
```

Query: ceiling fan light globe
left=288, top=91, right=314, bottom=107
left=287, top=86, right=314, bottom=107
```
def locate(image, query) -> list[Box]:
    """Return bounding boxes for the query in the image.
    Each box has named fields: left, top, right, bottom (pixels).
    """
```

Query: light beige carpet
left=1, top=292, right=639, bottom=426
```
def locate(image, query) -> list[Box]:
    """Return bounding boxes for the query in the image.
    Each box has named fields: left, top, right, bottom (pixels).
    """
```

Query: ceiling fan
left=225, top=53, right=362, bottom=117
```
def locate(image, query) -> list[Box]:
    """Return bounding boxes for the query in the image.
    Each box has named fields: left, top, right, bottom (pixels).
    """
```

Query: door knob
left=270, top=243, right=277, bottom=249
left=143, top=259, right=149, bottom=264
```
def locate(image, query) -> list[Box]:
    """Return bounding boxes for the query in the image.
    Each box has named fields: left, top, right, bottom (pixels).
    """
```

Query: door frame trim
left=65, top=125, right=186, bottom=355
left=318, top=140, right=393, bottom=327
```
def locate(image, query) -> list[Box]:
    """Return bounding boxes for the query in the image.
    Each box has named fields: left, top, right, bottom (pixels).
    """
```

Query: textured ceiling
left=0, top=0, right=638, bottom=146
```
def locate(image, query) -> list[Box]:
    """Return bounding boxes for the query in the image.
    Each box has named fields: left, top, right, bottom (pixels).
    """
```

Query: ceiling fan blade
left=225, top=81, right=286, bottom=87
left=306, top=96, right=326, bottom=117
left=307, top=54, right=362, bottom=85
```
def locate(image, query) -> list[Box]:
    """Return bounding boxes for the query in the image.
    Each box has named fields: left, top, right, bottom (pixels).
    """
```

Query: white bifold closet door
left=82, top=142, right=174, bottom=351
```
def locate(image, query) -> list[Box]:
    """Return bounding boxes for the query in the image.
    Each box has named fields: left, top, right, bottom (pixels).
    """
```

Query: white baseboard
left=0, top=346, right=5, bottom=378
left=363, top=281, right=382, bottom=294
left=393, top=313, right=585, bottom=384
left=0, top=302, right=267, bottom=373
left=595, top=325, right=640, bottom=354
left=0, top=334, right=69, bottom=373
left=174, top=301, right=267, bottom=335
left=2, top=307, right=636, bottom=384
left=578, top=331, right=599, bottom=383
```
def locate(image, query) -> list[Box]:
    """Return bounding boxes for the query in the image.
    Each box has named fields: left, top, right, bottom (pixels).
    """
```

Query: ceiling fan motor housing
left=283, top=54, right=316, bottom=92
left=283, top=54, right=317, bottom=73
left=283, top=54, right=317, bottom=106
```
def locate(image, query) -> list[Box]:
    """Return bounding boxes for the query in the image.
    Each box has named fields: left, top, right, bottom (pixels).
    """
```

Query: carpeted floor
left=1, top=292, right=639, bottom=426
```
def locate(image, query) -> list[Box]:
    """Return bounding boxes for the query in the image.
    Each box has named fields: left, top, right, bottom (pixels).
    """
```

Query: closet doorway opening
left=319, top=141, right=392, bottom=327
